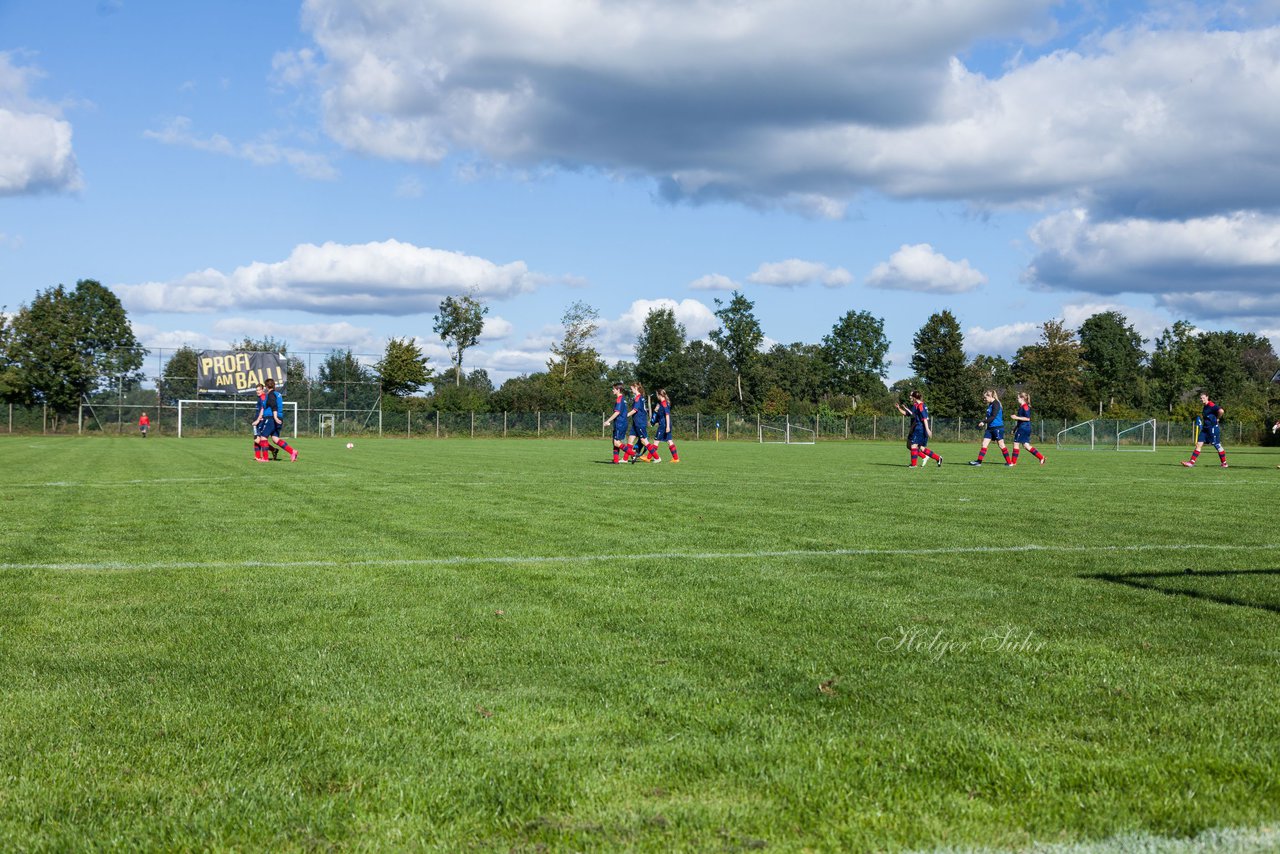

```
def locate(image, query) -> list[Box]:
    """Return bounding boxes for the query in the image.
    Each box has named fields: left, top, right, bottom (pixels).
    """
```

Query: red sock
left=612, top=447, right=620, bottom=462
left=278, top=442, right=293, bottom=454
left=920, top=448, right=938, bottom=461
left=669, top=444, right=679, bottom=461
left=1001, top=447, right=1012, bottom=463
left=1031, top=447, right=1044, bottom=461
left=1190, top=449, right=1200, bottom=462
left=977, top=447, right=987, bottom=461
left=1218, top=449, right=1227, bottom=463
left=910, top=449, right=919, bottom=466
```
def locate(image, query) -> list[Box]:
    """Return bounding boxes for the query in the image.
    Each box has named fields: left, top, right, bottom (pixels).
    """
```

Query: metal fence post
left=436, top=410, right=440, bottom=438
left=570, top=411, right=574, bottom=438
left=537, top=411, right=541, bottom=437
left=696, top=412, right=700, bottom=440
left=471, top=411, right=475, bottom=438
left=504, top=411, right=507, bottom=438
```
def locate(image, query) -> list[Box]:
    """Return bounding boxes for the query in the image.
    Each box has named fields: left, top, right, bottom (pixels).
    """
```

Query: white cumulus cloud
left=867, top=243, right=987, bottom=293
left=747, top=259, right=852, bottom=288
left=0, top=53, right=80, bottom=196
left=113, top=239, right=559, bottom=316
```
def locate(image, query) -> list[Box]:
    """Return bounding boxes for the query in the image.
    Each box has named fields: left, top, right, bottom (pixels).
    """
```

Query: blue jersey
left=266, top=390, right=285, bottom=420
left=631, top=394, right=648, bottom=427
left=611, top=394, right=628, bottom=440
left=985, top=401, right=1004, bottom=428
left=1202, top=400, right=1222, bottom=428
left=909, top=402, right=930, bottom=445
left=653, top=399, right=672, bottom=440
left=1014, top=403, right=1032, bottom=440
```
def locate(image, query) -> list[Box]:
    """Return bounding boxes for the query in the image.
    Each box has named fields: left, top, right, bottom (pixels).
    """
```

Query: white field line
left=3, top=542, right=1279, bottom=572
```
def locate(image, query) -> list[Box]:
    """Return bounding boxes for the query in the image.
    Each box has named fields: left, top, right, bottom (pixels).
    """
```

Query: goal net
left=1057, top=419, right=1158, bottom=451
left=759, top=418, right=816, bottom=445
left=1115, top=418, right=1157, bottom=452
left=1056, top=420, right=1096, bottom=450
left=177, top=399, right=297, bottom=438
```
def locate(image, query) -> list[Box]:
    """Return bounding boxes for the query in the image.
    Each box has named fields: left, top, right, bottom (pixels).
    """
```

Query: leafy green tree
left=1078, top=311, right=1146, bottom=409
left=635, top=307, right=688, bottom=396
left=5, top=280, right=144, bottom=414
left=709, top=291, right=764, bottom=406
left=822, top=310, right=889, bottom=400
left=158, top=346, right=200, bottom=404
left=434, top=293, right=488, bottom=386
left=377, top=337, right=433, bottom=398
left=683, top=340, right=735, bottom=408
left=1013, top=319, right=1085, bottom=418
left=910, top=310, right=970, bottom=417
left=433, top=368, right=494, bottom=412
left=758, top=342, right=829, bottom=412
left=317, top=349, right=376, bottom=408
left=547, top=300, right=601, bottom=380
left=968, top=354, right=1015, bottom=394
left=0, top=309, right=18, bottom=403
left=1148, top=321, right=1200, bottom=413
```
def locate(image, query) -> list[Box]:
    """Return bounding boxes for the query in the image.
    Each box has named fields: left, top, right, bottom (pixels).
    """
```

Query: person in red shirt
left=138, top=412, right=150, bottom=438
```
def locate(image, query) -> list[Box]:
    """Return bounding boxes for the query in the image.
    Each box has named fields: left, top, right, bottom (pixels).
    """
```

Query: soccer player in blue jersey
left=603, top=383, right=629, bottom=463
left=969, top=389, right=1013, bottom=466
left=251, top=383, right=270, bottom=461
left=652, top=388, right=680, bottom=463
left=261, top=377, right=299, bottom=462
left=627, top=381, right=659, bottom=462
left=1182, top=391, right=1227, bottom=468
left=895, top=389, right=942, bottom=467
left=1009, top=391, right=1046, bottom=466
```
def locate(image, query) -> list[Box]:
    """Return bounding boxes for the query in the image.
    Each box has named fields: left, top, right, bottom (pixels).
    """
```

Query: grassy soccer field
left=1, top=435, right=1278, bottom=851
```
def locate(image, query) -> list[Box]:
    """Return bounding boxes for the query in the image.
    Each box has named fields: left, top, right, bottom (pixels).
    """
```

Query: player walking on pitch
left=138, top=412, right=150, bottom=438
left=603, top=383, right=629, bottom=464
left=1009, top=391, right=1046, bottom=466
left=627, top=382, right=660, bottom=463
left=1182, top=392, right=1227, bottom=468
left=895, top=390, right=941, bottom=467
left=969, top=389, right=1013, bottom=466
left=652, top=388, right=680, bottom=463
left=260, top=377, right=299, bottom=462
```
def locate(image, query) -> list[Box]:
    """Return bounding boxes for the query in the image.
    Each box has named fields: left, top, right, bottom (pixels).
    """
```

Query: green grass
left=1, top=435, right=1278, bottom=851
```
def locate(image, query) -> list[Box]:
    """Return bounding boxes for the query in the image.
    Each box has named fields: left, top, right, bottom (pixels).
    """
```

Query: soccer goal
left=1116, top=418, right=1157, bottom=451
left=177, top=399, right=297, bottom=438
left=1056, top=420, right=1096, bottom=450
left=759, top=417, right=816, bottom=445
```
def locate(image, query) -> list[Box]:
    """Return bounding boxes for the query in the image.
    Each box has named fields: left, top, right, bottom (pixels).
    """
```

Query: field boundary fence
left=4, top=403, right=1275, bottom=447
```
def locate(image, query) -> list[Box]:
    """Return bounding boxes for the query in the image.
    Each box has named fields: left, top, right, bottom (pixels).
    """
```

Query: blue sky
left=3, top=0, right=1280, bottom=384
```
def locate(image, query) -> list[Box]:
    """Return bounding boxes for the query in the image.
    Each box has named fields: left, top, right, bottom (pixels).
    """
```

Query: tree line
left=3, top=283, right=1277, bottom=426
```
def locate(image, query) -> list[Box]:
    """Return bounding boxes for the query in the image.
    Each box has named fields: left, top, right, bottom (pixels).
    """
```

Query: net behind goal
left=1057, top=418, right=1158, bottom=451
left=177, top=399, right=298, bottom=438
left=759, top=418, right=816, bottom=445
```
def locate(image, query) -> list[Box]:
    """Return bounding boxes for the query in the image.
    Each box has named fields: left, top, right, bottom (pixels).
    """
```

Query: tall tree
left=0, top=308, right=18, bottom=403
left=759, top=342, right=829, bottom=409
left=968, top=354, right=1015, bottom=393
left=1078, top=311, right=1146, bottom=408
left=635, top=307, right=688, bottom=396
left=157, top=346, right=200, bottom=404
left=1148, top=321, right=1201, bottom=413
left=5, top=280, right=144, bottom=414
left=1013, top=319, right=1085, bottom=418
left=318, top=349, right=376, bottom=408
left=910, top=310, right=970, bottom=417
left=547, top=300, right=601, bottom=379
left=683, top=340, right=735, bottom=408
left=709, top=291, right=763, bottom=405
left=822, top=309, right=889, bottom=400
left=434, top=293, right=488, bottom=386
left=376, top=337, right=432, bottom=398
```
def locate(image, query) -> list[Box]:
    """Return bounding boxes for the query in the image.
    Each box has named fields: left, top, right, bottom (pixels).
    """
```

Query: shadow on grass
left=1083, top=568, right=1280, bottom=614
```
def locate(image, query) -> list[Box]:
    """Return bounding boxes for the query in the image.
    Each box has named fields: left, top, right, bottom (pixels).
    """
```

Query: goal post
left=1116, top=418, right=1157, bottom=452
left=1056, top=419, right=1096, bottom=450
left=177, top=399, right=297, bottom=438
left=759, top=417, right=815, bottom=445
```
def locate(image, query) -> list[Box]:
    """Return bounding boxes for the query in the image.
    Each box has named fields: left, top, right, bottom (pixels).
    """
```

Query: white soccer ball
left=346, top=442, right=354, bottom=449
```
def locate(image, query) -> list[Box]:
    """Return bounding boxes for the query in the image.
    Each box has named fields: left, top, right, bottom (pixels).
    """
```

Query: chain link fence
left=4, top=403, right=1275, bottom=447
